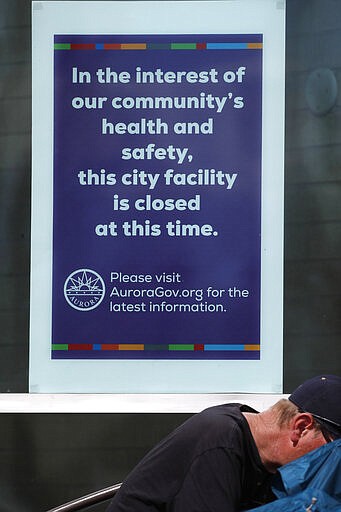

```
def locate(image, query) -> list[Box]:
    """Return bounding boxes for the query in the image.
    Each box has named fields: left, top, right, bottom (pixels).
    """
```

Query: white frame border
left=31, top=0, right=285, bottom=394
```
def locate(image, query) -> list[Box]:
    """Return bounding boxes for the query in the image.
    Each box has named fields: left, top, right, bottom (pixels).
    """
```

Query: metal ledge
left=0, top=393, right=287, bottom=413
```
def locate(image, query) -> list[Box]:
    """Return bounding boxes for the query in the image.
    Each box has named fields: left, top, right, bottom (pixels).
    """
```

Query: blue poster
left=52, top=33, right=263, bottom=361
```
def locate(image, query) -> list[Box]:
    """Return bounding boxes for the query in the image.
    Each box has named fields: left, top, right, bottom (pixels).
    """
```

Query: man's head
left=248, top=375, right=341, bottom=472
left=288, top=374, right=341, bottom=442
left=263, top=399, right=326, bottom=470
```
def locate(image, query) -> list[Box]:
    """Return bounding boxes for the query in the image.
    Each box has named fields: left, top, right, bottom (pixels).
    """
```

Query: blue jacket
left=247, top=439, right=341, bottom=511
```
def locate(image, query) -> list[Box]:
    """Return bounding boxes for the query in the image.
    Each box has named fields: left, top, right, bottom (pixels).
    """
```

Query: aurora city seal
left=64, top=269, right=105, bottom=311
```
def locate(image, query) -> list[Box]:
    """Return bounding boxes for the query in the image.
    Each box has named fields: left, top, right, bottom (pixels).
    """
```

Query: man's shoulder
left=179, top=403, right=255, bottom=446
left=199, top=402, right=258, bottom=423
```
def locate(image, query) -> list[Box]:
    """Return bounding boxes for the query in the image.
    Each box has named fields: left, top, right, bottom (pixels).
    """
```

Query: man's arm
left=107, top=447, right=242, bottom=512
left=171, top=447, right=242, bottom=512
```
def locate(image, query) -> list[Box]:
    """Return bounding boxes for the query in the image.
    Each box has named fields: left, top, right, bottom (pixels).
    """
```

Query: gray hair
left=271, top=399, right=322, bottom=435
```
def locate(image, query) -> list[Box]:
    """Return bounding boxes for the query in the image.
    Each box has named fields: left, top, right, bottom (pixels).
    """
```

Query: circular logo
left=64, top=269, right=105, bottom=311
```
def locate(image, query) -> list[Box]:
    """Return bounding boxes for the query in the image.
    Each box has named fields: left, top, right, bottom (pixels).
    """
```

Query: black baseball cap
left=289, top=375, right=341, bottom=439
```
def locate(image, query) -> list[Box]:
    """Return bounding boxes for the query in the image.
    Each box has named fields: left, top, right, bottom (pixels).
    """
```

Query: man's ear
left=290, top=413, right=315, bottom=445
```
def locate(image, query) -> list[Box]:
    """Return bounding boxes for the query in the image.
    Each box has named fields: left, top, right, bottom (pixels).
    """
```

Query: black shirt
left=106, top=404, right=273, bottom=512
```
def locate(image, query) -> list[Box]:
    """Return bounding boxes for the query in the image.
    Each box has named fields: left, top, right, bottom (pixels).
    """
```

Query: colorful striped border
left=54, top=42, right=262, bottom=51
left=52, top=343, right=260, bottom=352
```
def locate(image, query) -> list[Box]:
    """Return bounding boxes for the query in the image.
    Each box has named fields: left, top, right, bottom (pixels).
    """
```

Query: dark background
left=0, top=1, right=340, bottom=510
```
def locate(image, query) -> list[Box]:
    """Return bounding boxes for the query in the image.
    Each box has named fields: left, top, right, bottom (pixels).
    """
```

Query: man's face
left=244, top=409, right=329, bottom=473
left=287, top=429, right=326, bottom=463
left=279, top=414, right=327, bottom=466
